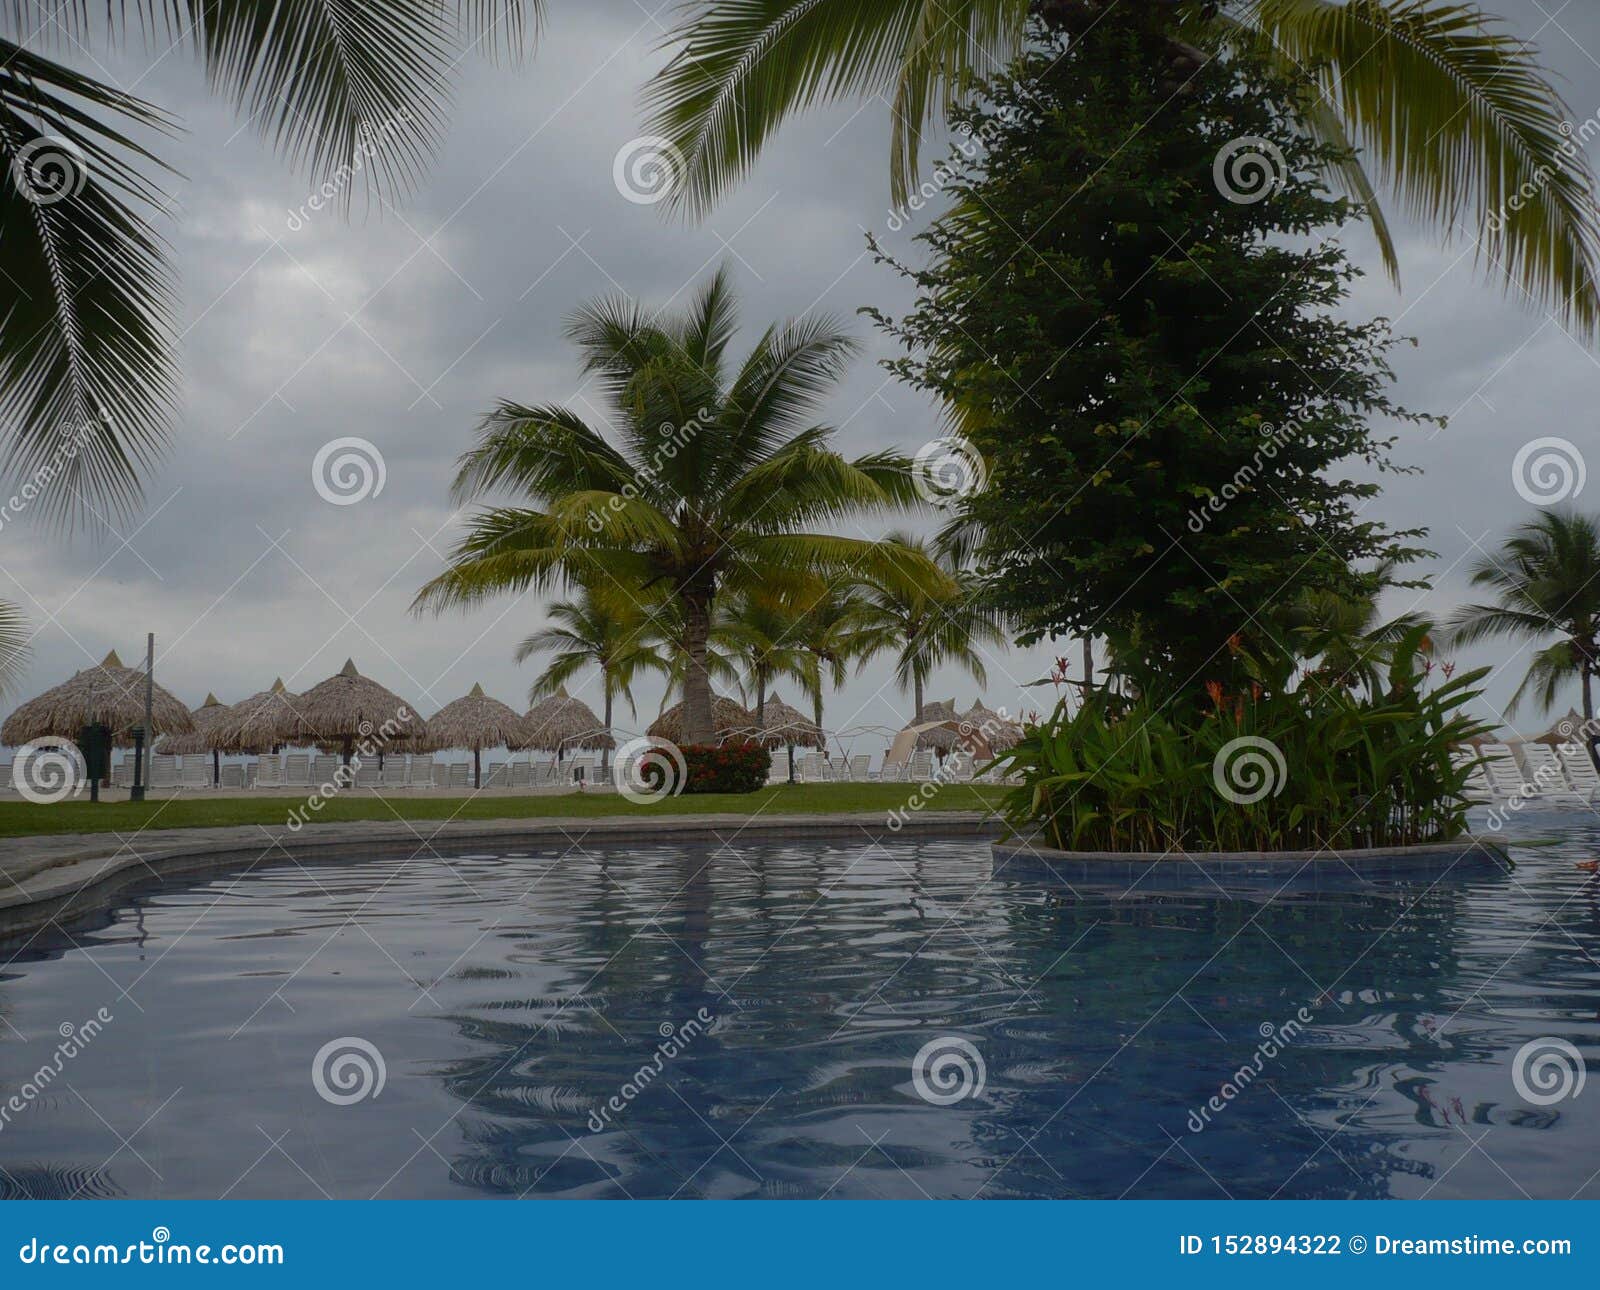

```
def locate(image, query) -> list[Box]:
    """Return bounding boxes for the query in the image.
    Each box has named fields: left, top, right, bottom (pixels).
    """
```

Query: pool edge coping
left=0, top=810, right=1003, bottom=939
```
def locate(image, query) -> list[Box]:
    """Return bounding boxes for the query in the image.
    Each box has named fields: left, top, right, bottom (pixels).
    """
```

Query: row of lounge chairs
left=1460, top=742, right=1600, bottom=807
left=779, top=749, right=1017, bottom=785
left=84, top=752, right=601, bottom=791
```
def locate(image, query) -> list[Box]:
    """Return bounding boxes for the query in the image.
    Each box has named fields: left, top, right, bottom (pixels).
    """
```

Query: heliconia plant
left=993, top=626, right=1491, bottom=853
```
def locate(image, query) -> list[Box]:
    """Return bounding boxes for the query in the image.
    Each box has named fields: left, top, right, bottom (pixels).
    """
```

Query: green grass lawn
left=0, top=783, right=1005, bottom=838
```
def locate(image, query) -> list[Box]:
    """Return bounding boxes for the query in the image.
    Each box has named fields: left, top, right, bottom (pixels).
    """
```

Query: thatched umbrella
left=162, top=693, right=236, bottom=785
left=258, top=659, right=423, bottom=765
left=421, top=682, right=531, bottom=788
left=2, top=650, right=194, bottom=750
left=755, top=693, right=822, bottom=784
left=526, top=686, right=615, bottom=765
left=649, top=694, right=755, bottom=747
left=959, top=700, right=1023, bottom=753
left=1532, top=709, right=1589, bottom=745
left=212, top=678, right=302, bottom=755
left=908, top=699, right=960, bottom=752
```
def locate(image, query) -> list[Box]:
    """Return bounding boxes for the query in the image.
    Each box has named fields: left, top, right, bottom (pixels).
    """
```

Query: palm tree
left=720, top=592, right=811, bottom=728
left=413, top=267, right=944, bottom=745
left=1278, top=559, right=1429, bottom=697
left=853, top=532, right=1009, bottom=719
left=1446, top=513, right=1600, bottom=748
left=1, top=2, right=541, bottom=525
left=515, top=586, right=668, bottom=773
left=645, top=0, right=1600, bottom=337
left=790, top=584, right=871, bottom=749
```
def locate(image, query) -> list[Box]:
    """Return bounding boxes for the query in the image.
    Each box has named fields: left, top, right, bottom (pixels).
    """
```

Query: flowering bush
left=681, top=740, right=771, bottom=794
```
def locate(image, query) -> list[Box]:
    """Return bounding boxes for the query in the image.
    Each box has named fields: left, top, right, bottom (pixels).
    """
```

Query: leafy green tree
left=413, top=268, right=941, bottom=745
left=646, top=0, right=1600, bottom=336
left=719, top=591, right=811, bottom=728
left=869, top=12, right=1430, bottom=699
left=1446, top=511, right=1600, bottom=745
left=852, top=532, right=1008, bottom=720
left=515, top=585, right=668, bottom=772
left=790, top=583, right=872, bottom=745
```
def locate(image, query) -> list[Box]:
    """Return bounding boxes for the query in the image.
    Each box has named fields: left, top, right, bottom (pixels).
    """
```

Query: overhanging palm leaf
left=648, top=0, right=1600, bottom=337
left=0, top=0, right=542, bottom=524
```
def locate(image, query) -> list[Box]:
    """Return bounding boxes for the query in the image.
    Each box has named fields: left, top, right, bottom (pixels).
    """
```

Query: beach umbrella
left=648, top=694, right=755, bottom=747
left=421, top=682, right=531, bottom=789
left=959, top=700, right=1024, bottom=753
left=1531, top=709, right=1589, bottom=746
left=267, top=659, right=424, bottom=765
left=907, top=699, right=960, bottom=752
left=212, top=678, right=303, bottom=755
left=526, top=687, right=616, bottom=762
left=161, top=693, right=236, bottom=785
left=2, top=650, right=194, bottom=749
left=754, top=693, right=822, bottom=784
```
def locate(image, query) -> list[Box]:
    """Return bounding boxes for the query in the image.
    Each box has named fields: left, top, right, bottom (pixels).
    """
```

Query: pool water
left=0, top=816, right=1594, bottom=1199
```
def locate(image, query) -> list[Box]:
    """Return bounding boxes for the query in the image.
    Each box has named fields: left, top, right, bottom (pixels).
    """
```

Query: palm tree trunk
left=1082, top=636, right=1093, bottom=693
left=1584, top=662, right=1598, bottom=772
left=812, top=687, right=825, bottom=757
left=473, top=745, right=481, bottom=790
left=681, top=586, right=715, bottom=744
left=913, top=675, right=924, bottom=721
left=755, top=669, right=767, bottom=728
left=602, top=687, right=614, bottom=776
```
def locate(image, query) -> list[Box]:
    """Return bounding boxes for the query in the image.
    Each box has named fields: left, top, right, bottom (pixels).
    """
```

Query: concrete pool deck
left=0, top=810, right=1002, bottom=939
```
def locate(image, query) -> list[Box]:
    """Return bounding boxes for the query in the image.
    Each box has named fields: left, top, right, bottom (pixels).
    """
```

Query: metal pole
left=131, top=633, right=154, bottom=802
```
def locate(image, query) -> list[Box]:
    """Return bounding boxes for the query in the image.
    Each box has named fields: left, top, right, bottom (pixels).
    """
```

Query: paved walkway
left=0, top=811, right=999, bottom=929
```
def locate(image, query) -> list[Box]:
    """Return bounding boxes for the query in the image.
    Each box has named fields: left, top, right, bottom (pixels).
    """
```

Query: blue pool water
left=0, top=815, right=1594, bottom=1199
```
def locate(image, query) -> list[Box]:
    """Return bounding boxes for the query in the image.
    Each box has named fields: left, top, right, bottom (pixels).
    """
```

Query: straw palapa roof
left=526, top=687, right=614, bottom=751
left=265, top=665, right=422, bottom=749
left=419, top=682, right=530, bottom=753
left=959, top=700, right=1023, bottom=753
left=753, top=693, right=823, bottom=750
left=648, top=694, right=755, bottom=745
left=162, top=693, right=238, bottom=755
left=2, top=650, right=194, bottom=747
left=908, top=699, right=960, bottom=751
left=211, top=678, right=304, bottom=752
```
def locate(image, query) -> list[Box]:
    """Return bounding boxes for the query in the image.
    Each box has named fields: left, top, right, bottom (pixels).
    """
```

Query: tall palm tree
left=1, top=1, right=541, bottom=524
left=646, top=0, right=1600, bottom=337
left=720, top=591, right=811, bottom=728
left=853, top=532, right=1009, bottom=719
left=1446, top=512, right=1600, bottom=743
left=413, top=267, right=944, bottom=744
left=515, top=585, right=668, bottom=773
left=790, top=583, right=870, bottom=749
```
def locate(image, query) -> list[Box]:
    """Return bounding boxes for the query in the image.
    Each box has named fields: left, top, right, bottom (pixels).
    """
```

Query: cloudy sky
left=7, top=0, right=1600, bottom=747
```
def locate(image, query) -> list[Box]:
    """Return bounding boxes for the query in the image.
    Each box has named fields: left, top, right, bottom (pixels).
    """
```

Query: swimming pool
left=0, top=815, right=1593, bottom=1199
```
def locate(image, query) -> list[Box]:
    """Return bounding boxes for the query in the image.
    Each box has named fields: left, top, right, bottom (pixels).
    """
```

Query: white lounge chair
left=312, top=754, right=339, bottom=785
left=509, top=759, right=532, bottom=789
left=179, top=757, right=209, bottom=788
left=1516, top=744, right=1588, bottom=804
left=282, top=753, right=311, bottom=787
left=350, top=759, right=377, bottom=788
left=409, top=756, right=436, bottom=788
left=150, top=754, right=178, bottom=788
left=906, top=749, right=935, bottom=782
left=447, top=761, right=469, bottom=788
left=799, top=752, right=825, bottom=783
left=1475, top=743, right=1529, bottom=805
left=220, top=763, right=245, bottom=789
left=567, top=756, right=594, bottom=786
left=1556, top=741, right=1600, bottom=801
left=254, top=754, right=283, bottom=788
left=847, top=753, right=871, bottom=782
left=380, top=758, right=408, bottom=789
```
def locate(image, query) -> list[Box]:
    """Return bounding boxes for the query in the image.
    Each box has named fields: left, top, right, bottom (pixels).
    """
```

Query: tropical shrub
left=681, top=740, right=770, bottom=795
left=995, top=632, right=1489, bottom=853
